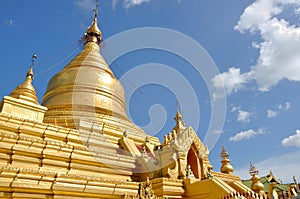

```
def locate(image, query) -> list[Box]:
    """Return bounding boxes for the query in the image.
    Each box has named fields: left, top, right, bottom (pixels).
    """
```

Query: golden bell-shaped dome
left=42, top=41, right=127, bottom=117
left=42, top=9, right=145, bottom=138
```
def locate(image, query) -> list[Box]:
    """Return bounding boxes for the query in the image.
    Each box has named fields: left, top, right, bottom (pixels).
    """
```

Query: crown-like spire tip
left=220, top=146, right=229, bottom=159
left=249, top=161, right=259, bottom=176
left=83, top=0, right=102, bottom=45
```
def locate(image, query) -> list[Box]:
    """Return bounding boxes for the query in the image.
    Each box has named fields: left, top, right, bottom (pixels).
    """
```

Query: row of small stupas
left=0, top=2, right=298, bottom=199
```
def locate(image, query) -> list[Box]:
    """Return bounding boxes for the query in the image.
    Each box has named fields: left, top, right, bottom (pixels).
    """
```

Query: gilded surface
left=9, top=67, right=38, bottom=105
left=0, top=3, right=273, bottom=198
left=42, top=18, right=145, bottom=137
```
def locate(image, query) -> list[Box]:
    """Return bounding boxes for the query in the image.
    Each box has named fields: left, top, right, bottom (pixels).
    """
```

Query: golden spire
left=83, top=0, right=102, bottom=46
left=220, top=146, right=234, bottom=174
left=10, top=54, right=39, bottom=104
left=249, top=162, right=265, bottom=195
left=173, top=98, right=185, bottom=133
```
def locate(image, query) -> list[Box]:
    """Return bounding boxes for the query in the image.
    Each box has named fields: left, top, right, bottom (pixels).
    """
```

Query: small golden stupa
left=249, top=162, right=265, bottom=195
left=0, top=1, right=266, bottom=198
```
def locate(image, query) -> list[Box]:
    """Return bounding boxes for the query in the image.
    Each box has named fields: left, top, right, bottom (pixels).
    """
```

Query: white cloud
left=267, top=102, right=291, bottom=118
left=231, top=106, right=240, bottom=112
left=237, top=110, right=252, bottom=123
left=235, top=150, right=300, bottom=183
left=215, top=1, right=300, bottom=94
left=231, top=107, right=252, bottom=123
left=282, top=129, right=300, bottom=147
left=267, top=109, right=278, bottom=118
left=250, top=18, right=300, bottom=91
left=76, top=0, right=95, bottom=12
left=212, top=67, right=249, bottom=95
left=285, top=102, right=291, bottom=110
left=75, top=0, right=151, bottom=12
left=278, top=102, right=291, bottom=110
left=234, top=0, right=283, bottom=33
left=229, top=128, right=265, bottom=142
left=124, top=0, right=150, bottom=9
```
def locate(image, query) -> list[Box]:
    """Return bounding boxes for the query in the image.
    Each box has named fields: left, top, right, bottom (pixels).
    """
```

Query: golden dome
left=251, top=175, right=265, bottom=194
left=220, top=146, right=234, bottom=174
left=42, top=41, right=127, bottom=117
left=10, top=66, right=38, bottom=105
left=220, top=158, right=234, bottom=174
left=42, top=9, right=145, bottom=137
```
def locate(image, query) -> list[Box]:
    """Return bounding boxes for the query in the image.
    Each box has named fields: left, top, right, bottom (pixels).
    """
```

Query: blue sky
left=1, top=0, right=300, bottom=183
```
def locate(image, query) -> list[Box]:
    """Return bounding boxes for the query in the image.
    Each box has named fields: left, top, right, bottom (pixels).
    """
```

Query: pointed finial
left=220, top=146, right=229, bottom=159
left=172, top=98, right=186, bottom=133
left=249, top=162, right=259, bottom=176
left=93, top=0, right=99, bottom=18
left=31, top=54, right=37, bottom=67
left=82, top=0, right=102, bottom=46
left=9, top=54, right=39, bottom=104
left=174, top=98, right=182, bottom=122
left=27, top=54, right=37, bottom=79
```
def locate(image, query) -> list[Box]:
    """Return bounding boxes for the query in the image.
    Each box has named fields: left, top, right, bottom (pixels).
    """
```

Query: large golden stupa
left=1, top=2, right=295, bottom=199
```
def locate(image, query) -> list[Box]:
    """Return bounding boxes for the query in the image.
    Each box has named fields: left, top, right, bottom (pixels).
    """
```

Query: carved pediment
left=167, top=127, right=209, bottom=159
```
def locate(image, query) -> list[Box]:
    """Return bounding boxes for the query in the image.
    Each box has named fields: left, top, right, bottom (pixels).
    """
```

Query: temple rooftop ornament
left=82, top=0, right=102, bottom=45
left=220, top=146, right=234, bottom=174
left=220, top=146, right=229, bottom=159
left=9, top=54, right=38, bottom=104
left=266, top=170, right=281, bottom=184
left=172, top=98, right=186, bottom=133
left=0, top=54, right=47, bottom=122
left=249, top=161, right=259, bottom=176
left=249, top=162, right=265, bottom=195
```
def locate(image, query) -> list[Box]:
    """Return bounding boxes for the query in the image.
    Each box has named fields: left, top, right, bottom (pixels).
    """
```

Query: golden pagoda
left=0, top=2, right=268, bottom=199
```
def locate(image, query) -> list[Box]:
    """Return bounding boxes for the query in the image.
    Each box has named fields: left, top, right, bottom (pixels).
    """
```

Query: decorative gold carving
left=124, top=177, right=163, bottom=199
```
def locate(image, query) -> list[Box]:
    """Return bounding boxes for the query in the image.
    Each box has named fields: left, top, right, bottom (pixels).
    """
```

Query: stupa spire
left=249, top=162, right=265, bottom=195
left=42, top=0, right=145, bottom=136
left=9, top=54, right=39, bottom=104
left=220, top=146, right=234, bottom=174
left=83, top=0, right=102, bottom=46
left=173, top=98, right=185, bottom=133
